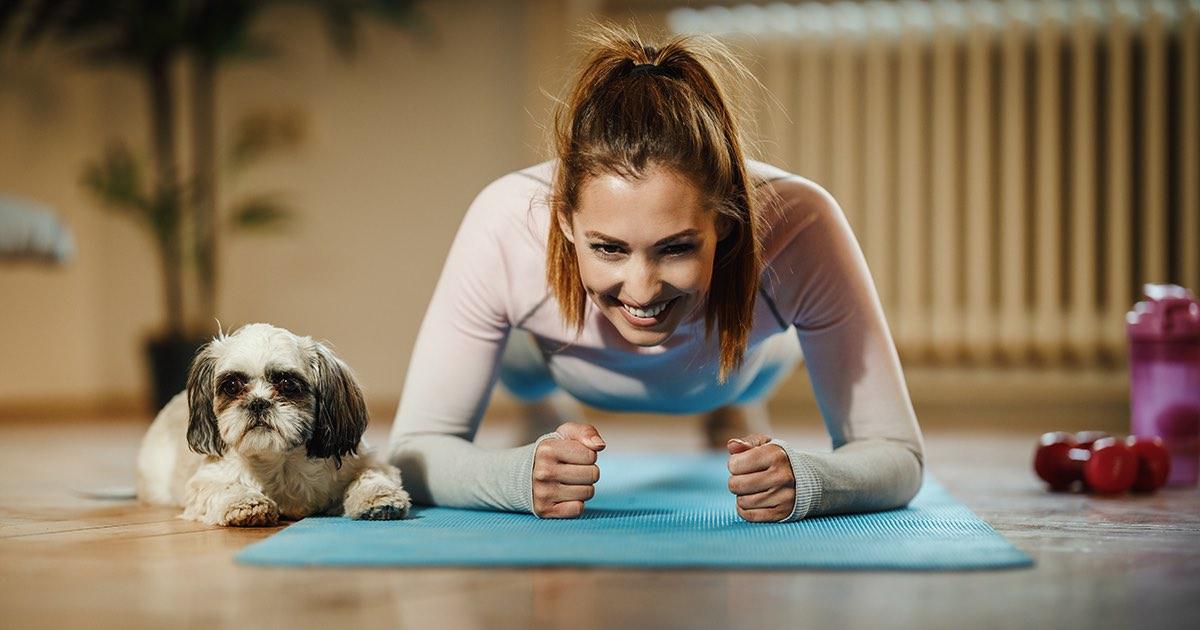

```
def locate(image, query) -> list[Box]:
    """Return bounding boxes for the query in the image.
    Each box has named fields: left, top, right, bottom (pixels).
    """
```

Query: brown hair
left=546, top=23, right=762, bottom=383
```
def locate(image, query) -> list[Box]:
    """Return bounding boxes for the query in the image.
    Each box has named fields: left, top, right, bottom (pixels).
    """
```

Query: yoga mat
left=236, top=452, right=1033, bottom=570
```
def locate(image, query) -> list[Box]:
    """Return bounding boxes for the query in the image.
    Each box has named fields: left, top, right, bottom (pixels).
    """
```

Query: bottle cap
left=1127, top=284, right=1200, bottom=342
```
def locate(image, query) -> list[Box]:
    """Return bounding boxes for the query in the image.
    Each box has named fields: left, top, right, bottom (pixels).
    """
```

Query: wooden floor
left=1, top=411, right=1197, bottom=630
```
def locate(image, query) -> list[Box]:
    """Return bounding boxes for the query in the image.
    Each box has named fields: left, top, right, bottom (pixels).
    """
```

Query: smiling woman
left=388, top=23, right=925, bottom=524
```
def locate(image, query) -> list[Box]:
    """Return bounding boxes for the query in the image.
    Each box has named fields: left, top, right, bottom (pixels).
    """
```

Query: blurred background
left=1, top=0, right=1196, bottom=432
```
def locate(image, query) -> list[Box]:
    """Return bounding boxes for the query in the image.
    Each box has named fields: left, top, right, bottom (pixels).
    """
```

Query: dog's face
left=185, top=323, right=368, bottom=464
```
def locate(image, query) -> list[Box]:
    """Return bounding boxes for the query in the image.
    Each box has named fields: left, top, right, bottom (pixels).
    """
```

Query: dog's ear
left=307, top=342, right=368, bottom=466
left=186, top=341, right=225, bottom=456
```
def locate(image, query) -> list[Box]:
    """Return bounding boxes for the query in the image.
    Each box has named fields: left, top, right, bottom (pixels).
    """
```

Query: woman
left=387, top=25, right=924, bottom=522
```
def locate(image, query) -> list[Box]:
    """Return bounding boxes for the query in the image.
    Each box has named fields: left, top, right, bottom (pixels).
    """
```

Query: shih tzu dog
left=136, top=323, right=411, bottom=527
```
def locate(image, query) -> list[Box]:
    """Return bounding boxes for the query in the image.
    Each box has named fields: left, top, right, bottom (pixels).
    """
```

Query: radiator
left=665, top=0, right=1199, bottom=366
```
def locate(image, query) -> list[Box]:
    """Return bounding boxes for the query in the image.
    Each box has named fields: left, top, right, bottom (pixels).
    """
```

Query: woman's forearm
left=388, top=432, right=556, bottom=513
left=771, top=437, right=925, bottom=521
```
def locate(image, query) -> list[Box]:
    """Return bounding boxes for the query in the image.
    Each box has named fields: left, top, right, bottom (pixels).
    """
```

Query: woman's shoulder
left=748, top=161, right=846, bottom=257
left=747, top=160, right=838, bottom=214
left=469, top=161, right=553, bottom=211
left=470, top=160, right=555, bottom=211
left=461, top=162, right=555, bottom=248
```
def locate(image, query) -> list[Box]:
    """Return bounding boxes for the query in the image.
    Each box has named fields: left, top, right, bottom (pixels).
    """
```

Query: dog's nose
left=246, top=397, right=271, bottom=415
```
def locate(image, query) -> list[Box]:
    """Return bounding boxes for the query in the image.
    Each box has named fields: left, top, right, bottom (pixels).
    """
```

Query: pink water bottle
left=1127, top=284, right=1200, bottom=486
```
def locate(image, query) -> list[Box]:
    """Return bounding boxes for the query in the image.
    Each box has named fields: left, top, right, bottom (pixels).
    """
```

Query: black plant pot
left=145, top=335, right=210, bottom=413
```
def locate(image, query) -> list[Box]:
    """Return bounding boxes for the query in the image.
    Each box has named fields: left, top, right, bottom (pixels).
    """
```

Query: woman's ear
left=556, top=211, right=576, bottom=245
left=716, top=215, right=735, bottom=241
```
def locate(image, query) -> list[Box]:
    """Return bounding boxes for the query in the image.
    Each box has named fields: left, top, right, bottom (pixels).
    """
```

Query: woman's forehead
left=575, top=167, right=713, bottom=236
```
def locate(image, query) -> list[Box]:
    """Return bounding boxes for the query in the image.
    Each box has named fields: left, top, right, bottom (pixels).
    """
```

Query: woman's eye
left=662, top=244, right=694, bottom=256
left=590, top=243, right=623, bottom=256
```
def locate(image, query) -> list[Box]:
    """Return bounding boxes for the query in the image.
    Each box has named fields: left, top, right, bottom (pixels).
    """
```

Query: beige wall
left=0, top=0, right=590, bottom=414
left=0, top=0, right=1131, bottom=423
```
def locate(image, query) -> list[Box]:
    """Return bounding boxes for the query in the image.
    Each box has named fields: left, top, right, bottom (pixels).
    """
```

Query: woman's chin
left=621, top=329, right=674, bottom=347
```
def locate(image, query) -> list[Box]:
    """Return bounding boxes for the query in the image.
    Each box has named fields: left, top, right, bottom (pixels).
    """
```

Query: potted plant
left=81, top=111, right=304, bottom=409
left=2, top=0, right=424, bottom=410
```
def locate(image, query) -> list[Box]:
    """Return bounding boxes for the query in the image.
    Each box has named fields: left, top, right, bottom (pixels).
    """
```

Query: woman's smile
left=612, top=295, right=681, bottom=328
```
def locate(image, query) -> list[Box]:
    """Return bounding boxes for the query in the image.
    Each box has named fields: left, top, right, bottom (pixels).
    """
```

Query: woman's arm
left=386, top=174, right=550, bottom=513
left=767, top=177, right=925, bottom=521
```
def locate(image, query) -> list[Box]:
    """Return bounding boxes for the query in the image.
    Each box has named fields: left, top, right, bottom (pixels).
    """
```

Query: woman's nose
left=622, top=257, right=661, bottom=304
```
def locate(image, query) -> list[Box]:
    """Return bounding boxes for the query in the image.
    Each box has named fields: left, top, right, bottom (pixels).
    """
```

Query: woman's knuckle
left=764, top=470, right=782, bottom=488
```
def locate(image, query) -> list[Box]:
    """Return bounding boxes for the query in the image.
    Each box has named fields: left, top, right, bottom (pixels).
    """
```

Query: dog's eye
left=219, top=378, right=244, bottom=397
left=276, top=377, right=300, bottom=396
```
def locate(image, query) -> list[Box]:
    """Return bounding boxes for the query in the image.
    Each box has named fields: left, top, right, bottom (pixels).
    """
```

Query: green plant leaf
left=226, top=108, right=306, bottom=172
left=80, top=141, right=146, bottom=214
left=146, top=183, right=182, bottom=250
left=227, top=194, right=294, bottom=233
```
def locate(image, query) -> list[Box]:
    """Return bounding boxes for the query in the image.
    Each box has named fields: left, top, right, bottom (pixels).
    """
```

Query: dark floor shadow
left=576, top=507, right=674, bottom=520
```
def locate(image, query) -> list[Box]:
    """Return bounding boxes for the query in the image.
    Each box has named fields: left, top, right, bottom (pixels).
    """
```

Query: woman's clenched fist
left=532, top=422, right=605, bottom=518
left=726, top=433, right=795, bottom=522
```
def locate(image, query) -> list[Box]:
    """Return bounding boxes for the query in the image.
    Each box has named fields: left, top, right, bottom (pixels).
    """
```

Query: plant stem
left=192, top=53, right=218, bottom=332
left=147, top=53, right=184, bottom=339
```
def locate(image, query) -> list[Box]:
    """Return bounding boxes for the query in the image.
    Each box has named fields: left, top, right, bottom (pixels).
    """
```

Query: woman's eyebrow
left=584, top=229, right=699, bottom=247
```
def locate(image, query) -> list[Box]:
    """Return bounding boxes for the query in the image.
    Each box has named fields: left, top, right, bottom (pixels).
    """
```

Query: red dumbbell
left=1034, top=432, right=1079, bottom=491
left=1073, top=431, right=1111, bottom=449
left=1033, top=432, right=1139, bottom=494
left=1080, top=437, right=1139, bottom=493
left=1126, top=435, right=1172, bottom=492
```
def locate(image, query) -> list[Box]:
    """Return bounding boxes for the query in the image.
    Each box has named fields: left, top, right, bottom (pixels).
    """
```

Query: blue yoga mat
left=236, top=452, right=1033, bottom=570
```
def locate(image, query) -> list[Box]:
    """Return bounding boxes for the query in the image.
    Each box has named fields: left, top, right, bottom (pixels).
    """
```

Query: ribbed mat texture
left=236, top=452, right=1033, bottom=570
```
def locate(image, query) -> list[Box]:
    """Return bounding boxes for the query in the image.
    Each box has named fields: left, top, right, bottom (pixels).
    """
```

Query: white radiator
left=665, top=0, right=1199, bottom=366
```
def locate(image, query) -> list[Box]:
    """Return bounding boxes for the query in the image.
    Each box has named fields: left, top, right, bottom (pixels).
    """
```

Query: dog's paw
left=358, top=504, right=407, bottom=520
left=349, top=488, right=412, bottom=521
left=219, top=495, right=280, bottom=527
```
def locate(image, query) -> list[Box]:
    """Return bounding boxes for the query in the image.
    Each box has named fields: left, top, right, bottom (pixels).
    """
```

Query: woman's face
left=558, top=164, right=728, bottom=347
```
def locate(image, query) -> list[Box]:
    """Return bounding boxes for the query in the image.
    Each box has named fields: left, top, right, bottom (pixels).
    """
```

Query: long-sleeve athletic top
left=387, top=159, right=925, bottom=521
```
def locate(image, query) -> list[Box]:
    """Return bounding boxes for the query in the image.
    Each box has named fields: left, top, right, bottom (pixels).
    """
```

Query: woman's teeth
left=623, top=299, right=670, bottom=318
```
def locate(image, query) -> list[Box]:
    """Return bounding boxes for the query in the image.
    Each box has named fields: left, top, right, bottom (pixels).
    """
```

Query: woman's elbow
left=894, top=441, right=925, bottom=508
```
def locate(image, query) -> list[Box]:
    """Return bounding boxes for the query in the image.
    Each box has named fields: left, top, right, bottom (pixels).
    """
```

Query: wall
left=0, top=0, right=579, bottom=415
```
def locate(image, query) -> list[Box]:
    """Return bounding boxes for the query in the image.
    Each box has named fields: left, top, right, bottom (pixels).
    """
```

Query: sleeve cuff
left=520, top=431, right=563, bottom=517
left=768, top=438, right=823, bottom=522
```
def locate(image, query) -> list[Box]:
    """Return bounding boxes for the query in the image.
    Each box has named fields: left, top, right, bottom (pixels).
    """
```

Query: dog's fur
left=136, top=323, right=411, bottom=526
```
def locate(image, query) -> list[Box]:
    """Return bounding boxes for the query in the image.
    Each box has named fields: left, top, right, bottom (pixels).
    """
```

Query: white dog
left=136, top=323, right=411, bottom=526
